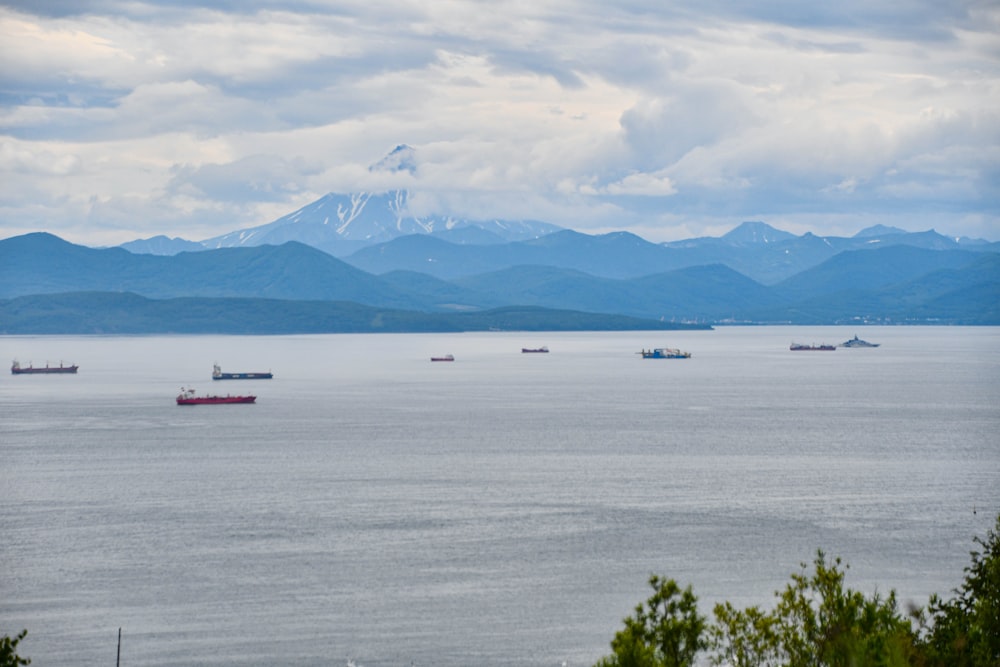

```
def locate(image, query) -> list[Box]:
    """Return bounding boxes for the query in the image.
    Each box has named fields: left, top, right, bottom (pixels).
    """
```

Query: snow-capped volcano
left=197, top=190, right=560, bottom=257
left=123, top=145, right=561, bottom=256
left=203, top=191, right=421, bottom=248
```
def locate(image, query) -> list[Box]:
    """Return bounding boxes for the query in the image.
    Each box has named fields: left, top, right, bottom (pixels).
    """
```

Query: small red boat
left=176, top=387, right=256, bottom=405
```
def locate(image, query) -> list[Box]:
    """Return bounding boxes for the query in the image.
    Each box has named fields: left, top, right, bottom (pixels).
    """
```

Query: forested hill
left=0, top=293, right=707, bottom=335
left=1, top=231, right=997, bottom=332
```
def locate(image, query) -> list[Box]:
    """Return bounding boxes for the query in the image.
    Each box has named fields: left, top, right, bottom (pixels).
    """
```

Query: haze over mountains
left=3, top=187, right=998, bottom=333
left=3, top=233, right=997, bottom=334
left=118, top=190, right=993, bottom=284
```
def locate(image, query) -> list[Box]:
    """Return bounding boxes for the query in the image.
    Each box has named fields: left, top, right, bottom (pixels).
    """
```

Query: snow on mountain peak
left=369, top=144, right=417, bottom=174
left=190, top=186, right=562, bottom=256
left=722, top=221, right=795, bottom=245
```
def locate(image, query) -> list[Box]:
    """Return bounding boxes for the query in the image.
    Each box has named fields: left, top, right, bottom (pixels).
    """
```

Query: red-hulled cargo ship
left=176, top=388, right=256, bottom=405
left=11, top=360, right=78, bottom=374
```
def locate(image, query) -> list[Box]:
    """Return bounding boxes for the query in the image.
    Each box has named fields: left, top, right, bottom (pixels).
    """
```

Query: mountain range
left=2, top=218, right=998, bottom=333
left=3, top=171, right=998, bottom=333
left=118, top=192, right=995, bottom=286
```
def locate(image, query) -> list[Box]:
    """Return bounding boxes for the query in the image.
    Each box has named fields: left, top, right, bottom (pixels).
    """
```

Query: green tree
left=595, top=575, right=707, bottom=667
left=711, top=602, right=781, bottom=667
left=598, top=515, right=1000, bottom=667
left=710, top=551, right=918, bottom=666
left=920, top=514, right=1000, bottom=666
left=0, top=630, right=31, bottom=667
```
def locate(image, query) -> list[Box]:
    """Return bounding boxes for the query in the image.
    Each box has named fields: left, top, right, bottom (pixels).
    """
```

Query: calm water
left=2, top=327, right=998, bottom=666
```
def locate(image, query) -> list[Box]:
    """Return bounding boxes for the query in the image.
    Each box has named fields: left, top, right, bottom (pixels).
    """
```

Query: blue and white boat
left=639, top=347, right=691, bottom=359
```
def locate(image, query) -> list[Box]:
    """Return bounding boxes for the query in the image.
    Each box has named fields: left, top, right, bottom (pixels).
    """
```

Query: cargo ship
left=176, top=388, right=256, bottom=405
left=430, top=354, right=455, bottom=362
left=212, top=364, right=273, bottom=380
left=11, top=360, right=78, bottom=374
left=790, top=343, right=836, bottom=351
left=522, top=346, right=549, bottom=353
left=639, top=348, right=691, bottom=359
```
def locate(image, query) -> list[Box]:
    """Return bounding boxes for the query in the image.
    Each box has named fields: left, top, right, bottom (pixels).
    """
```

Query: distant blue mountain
left=117, top=187, right=996, bottom=288
left=774, top=245, right=982, bottom=300
left=5, top=227, right=998, bottom=329
left=721, top=220, right=797, bottom=245
left=0, top=232, right=415, bottom=307
left=344, top=222, right=985, bottom=284
left=452, top=262, right=782, bottom=321
left=346, top=229, right=683, bottom=280
left=748, top=251, right=1000, bottom=325
left=119, top=235, right=206, bottom=254
left=854, top=224, right=908, bottom=238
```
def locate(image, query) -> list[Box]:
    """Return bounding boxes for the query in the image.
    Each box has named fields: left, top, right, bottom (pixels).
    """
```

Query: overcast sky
left=1, top=1, right=998, bottom=246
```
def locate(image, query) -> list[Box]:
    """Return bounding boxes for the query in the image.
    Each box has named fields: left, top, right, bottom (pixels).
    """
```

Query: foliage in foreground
left=595, top=514, right=1000, bottom=667
left=918, top=513, right=1000, bottom=666
left=594, top=576, right=706, bottom=667
left=0, top=630, right=30, bottom=667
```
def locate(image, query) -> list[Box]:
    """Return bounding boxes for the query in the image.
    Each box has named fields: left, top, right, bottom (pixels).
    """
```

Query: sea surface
left=2, top=327, right=998, bottom=666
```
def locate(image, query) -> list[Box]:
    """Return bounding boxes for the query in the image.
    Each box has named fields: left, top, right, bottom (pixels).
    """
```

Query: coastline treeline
left=594, top=514, right=1000, bottom=667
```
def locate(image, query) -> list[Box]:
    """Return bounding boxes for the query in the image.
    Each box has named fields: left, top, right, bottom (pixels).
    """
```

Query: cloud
left=600, top=172, right=678, bottom=197
left=619, top=83, right=762, bottom=170
left=0, top=139, right=81, bottom=176
left=167, top=154, right=325, bottom=202
left=0, top=0, right=997, bottom=245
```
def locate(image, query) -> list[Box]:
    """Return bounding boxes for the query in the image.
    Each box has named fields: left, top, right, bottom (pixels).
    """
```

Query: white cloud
left=0, top=139, right=81, bottom=176
left=0, top=1, right=997, bottom=244
left=603, top=172, right=677, bottom=197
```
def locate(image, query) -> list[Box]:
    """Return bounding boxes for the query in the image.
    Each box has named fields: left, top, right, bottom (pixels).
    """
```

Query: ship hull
left=840, top=336, right=880, bottom=348
left=177, top=396, right=256, bottom=405
left=213, top=372, right=273, bottom=380
left=11, top=364, right=78, bottom=374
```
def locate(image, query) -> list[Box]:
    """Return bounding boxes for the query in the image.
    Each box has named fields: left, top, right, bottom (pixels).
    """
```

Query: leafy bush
left=595, top=575, right=706, bottom=667
left=918, top=514, right=1000, bottom=666
left=595, top=515, right=1000, bottom=667
left=0, top=630, right=30, bottom=667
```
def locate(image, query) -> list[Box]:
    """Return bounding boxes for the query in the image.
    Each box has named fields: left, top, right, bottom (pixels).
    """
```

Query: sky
left=1, top=1, right=998, bottom=246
